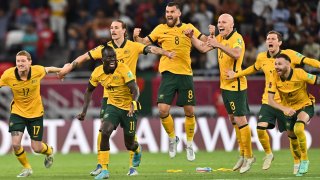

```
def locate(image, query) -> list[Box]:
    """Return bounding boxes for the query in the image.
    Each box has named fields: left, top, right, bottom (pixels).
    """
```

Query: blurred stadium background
left=1, top=0, right=320, bottom=160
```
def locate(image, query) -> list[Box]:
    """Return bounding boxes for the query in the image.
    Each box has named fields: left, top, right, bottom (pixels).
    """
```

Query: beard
left=166, top=17, right=178, bottom=27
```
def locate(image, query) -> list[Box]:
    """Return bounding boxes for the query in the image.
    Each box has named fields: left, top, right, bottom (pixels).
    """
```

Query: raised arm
left=145, top=45, right=175, bottom=59
left=208, top=37, right=242, bottom=60
left=226, top=65, right=258, bottom=79
left=58, top=53, right=91, bottom=79
left=184, top=29, right=212, bottom=53
left=77, top=82, right=96, bottom=121
left=45, top=66, right=62, bottom=73
left=302, top=57, right=320, bottom=68
left=133, top=28, right=152, bottom=45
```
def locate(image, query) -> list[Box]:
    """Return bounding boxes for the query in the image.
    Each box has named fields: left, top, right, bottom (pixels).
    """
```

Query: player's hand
left=184, top=29, right=194, bottom=38
left=207, top=36, right=218, bottom=48
left=133, top=28, right=141, bottom=40
left=57, top=63, right=72, bottom=79
left=77, top=112, right=86, bottom=121
left=283, top=107, right=296, bottom=117
left=225, top=69, right=236, bottom=80
left=166, top=51, right=176, bottom=59
left=208, top=25, right=215, bottom=37
left=127, top=101, right=141, bottom=117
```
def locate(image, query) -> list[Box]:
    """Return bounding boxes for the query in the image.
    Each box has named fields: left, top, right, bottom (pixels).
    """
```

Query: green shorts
left=100, top=98, right=108, bottom=119
left=258, top=104, right=286, bottom=132
left=102, top=104, right=138, bottom=136
left=9, top=113, right=44, bottom=141
left=157, top=71, right=196, bottom=106
left=221, top=89, right=250, bottom=116
left=285, top=105, right=314, bottom=131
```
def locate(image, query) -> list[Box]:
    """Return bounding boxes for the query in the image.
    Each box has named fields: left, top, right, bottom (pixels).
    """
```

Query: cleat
left=90, top=164, right=102, bottom=176
left=186, top=144, right=195, bottom=161
left=240, top=157, right=256, bottom=174
left=17, top=168, right=33, bottom=178
left=44, top=147, right=54, bottom=168
left=232, top=156, right=244, bottom=171
left=127, top=167, right=138, bottom=176
left=262, top=153, right=274, bottom=170
left=95, top=169, right=110, bottom=179
left=298, top=160, right=309, bottom=174
left=169, top=136, right=179, bottom=158
left=293, top=163, right=300, bottom=175
left=132, top=144, right=142, bottom=167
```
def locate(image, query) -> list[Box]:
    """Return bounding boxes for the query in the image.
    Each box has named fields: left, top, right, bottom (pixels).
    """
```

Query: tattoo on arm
left=127, top=81, right=140, bottom=101
left=11, top=131, right=21, bottom=136
left=71, top=61, right=78, bottom=70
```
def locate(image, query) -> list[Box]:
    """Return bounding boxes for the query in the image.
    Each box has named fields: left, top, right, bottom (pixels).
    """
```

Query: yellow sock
left=257, top=127, right=272, bottom=154
left=294, top=121, right=307, bottom=160
left=98, top=151, right=110, bottom=170
left=239, top=124, right=253, bottom=158
left=129, top=151, right=134, bottom=167
left=97, top=131, right=102, bottom=152
left=97, top=131, right=102, bottom=164
left=185, top=115, right=196, bottom=142
left=40, top=142, right=52, bottom=156
left=15, top=147, right=31, bottom=169
left=289, top=136, right=301, bottom=164
left=234, top=124, right=244, bottom=156
left=161, top=114, right=175, bottom=138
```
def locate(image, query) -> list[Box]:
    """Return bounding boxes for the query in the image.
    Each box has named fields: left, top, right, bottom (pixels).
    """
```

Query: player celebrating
left=0, top=50, right=62, bottom=177
left=133, top=2, right=207, bottom=161
left=80, top=46, right=141, bottom=179
left=268, top=53, right=320, bottom=176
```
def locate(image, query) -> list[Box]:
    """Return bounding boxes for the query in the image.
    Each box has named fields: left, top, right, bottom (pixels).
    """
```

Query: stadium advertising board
left=0, top=116, right=319, bottom=155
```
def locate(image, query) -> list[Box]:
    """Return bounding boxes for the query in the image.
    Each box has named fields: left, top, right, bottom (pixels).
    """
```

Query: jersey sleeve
left=88, top=45, right=104, bottom=60
left=232, top=36, right=244, bottom=49
left=288, top=49, right=305, bottom=65
left=0, top=72, right=8, bottom=87
left=34, top=65, right=46, bottom=79
left=253, top=54, right=263, bottom=70
left=297, top=69, right=317, bottom=85
left=147, top=25, right=161, bottom=44
left=268, top=72, right=277, bottom=94
left=188, top=23, right=202, bottom=39
left=134, top=42, right=146, bottom=55
left=120, top=64, right=135, bottom=83
left=89, top=67, right=101, bottom=87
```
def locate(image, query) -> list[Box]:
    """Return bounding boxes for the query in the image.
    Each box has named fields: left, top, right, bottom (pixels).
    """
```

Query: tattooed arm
left=58, top=53, right=90, bottom=79
left=144, top=45, right=175, bottom=59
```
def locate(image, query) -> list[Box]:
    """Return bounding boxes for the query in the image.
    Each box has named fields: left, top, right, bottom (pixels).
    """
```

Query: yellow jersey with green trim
left=0, top=65, right=46, bottom=118
left=268, top=68, right=316, bottom=110
left=89, top=63, right=135, bottom=110
left=217, top=30, right=246, bottom=91
left=253, top=49, right=312, bottom=104
left=147, top=23, right=202, bottom=75
left=88, top=40, right=145, bottom=97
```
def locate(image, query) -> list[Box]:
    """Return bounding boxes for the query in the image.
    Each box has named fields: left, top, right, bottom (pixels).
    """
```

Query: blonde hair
left=16, top=50, right=32, bottom=61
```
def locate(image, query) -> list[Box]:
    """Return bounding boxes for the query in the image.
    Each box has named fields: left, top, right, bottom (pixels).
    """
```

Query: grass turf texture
left=1, top=149, right=320, bottom=179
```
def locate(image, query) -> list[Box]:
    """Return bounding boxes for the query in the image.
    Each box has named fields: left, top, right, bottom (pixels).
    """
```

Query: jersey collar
left=267, top=49, right=282, bottom=58
left=14, top=67, right=32, bottom=81
left=225, top=29, right=236, bottom=40
left=280, top=68, right=293, bottom=82
left=111, top=39, right=127, bottom=49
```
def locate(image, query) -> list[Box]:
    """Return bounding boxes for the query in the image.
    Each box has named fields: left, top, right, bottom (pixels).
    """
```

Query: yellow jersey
left=88, top=40, right=146, bottom=97
left=268, top=68, right=316, bottom=110
left=89, top=63, right=135, bottom=110
left=217, top=30, right=247, bottom=91
left=0, top=65, right=46, bottom=118
left=148, top=23, right=202, bottom=75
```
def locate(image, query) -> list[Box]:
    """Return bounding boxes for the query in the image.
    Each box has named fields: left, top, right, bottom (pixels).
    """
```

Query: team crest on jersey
left=32, top=79, right=37, bottom=84
left=124, top=50, right=130, bottom=54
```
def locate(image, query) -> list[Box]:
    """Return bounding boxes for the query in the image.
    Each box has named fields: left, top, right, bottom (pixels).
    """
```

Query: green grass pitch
left=1, top=149, right=320, bottom=179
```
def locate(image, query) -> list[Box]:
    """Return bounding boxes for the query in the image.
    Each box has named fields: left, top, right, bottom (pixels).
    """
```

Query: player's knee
left=31, top=143, right=42, bottom=153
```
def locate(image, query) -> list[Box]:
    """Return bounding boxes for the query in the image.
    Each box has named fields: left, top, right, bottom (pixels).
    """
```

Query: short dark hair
left=101, top=45, right=116, bottom=61
left=267, top=30, right=283, bottom=42
left=167, top=2, right=181, bottom=10
left=276, top=53, right=291, bottom=62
